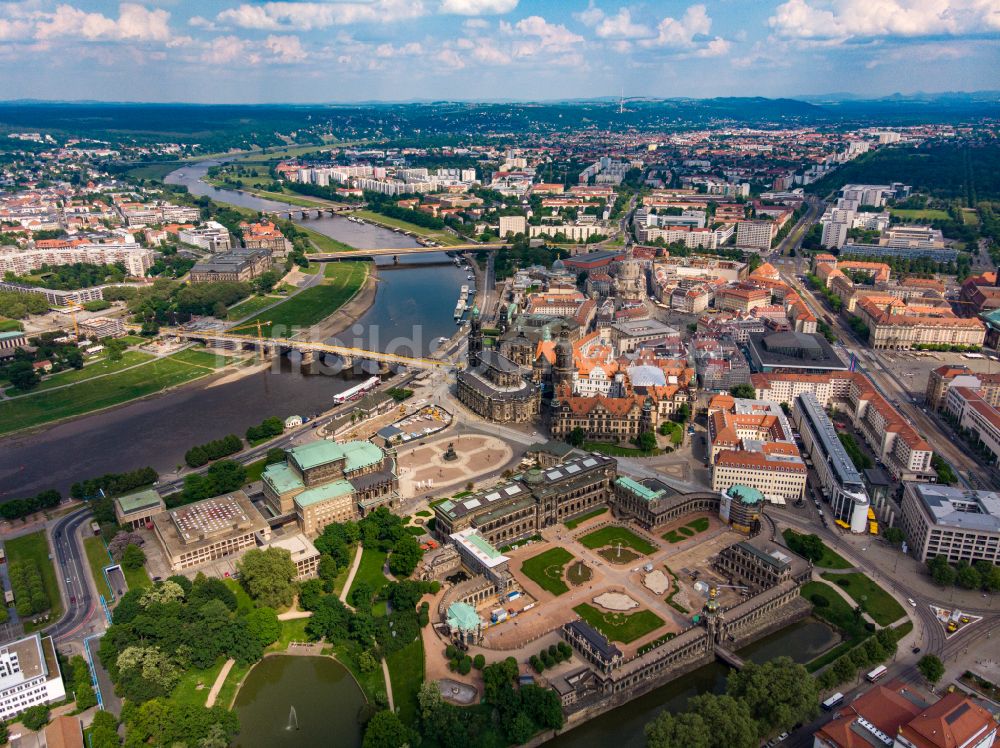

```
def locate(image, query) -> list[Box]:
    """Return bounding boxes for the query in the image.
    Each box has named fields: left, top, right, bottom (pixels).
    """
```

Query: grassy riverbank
left=5, top=350, right=153, bottom=396
left=241, top=262, right=368, bottom=337
left=353, top=209, right=463, bottom=246
left=0, top=349, right=228, bottom=436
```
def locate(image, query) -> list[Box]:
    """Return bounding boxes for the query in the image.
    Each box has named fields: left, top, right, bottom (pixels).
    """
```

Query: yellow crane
left=225, top=320, right=271, bottom=360
left=66, top=301, right=83, bottom=340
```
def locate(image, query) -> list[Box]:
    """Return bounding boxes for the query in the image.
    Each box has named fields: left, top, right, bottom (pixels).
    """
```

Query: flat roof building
left=746, top=331, right=848, bottom=374
left=900, top=483, right=1000, bottom=564
left=151, top=491, right=271, bottom=571
left=0, top=634, right=66, bottom=721
left=795, top=392, right=871, bottom=533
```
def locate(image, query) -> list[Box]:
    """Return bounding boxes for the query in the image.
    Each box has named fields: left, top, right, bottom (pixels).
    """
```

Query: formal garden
left=573, top=602, right=665, bottom=644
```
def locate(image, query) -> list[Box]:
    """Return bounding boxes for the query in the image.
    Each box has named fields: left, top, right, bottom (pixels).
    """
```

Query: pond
left=232, top=655, right=367, bottom=748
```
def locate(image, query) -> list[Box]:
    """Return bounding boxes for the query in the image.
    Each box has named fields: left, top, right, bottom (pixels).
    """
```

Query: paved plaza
left=396, top=433, right=514, bottom=498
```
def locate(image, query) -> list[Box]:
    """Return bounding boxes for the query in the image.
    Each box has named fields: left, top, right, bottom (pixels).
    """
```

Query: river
left=547, top=618, right=838, bottom=748
left=0, top=163, right=467, bottom=498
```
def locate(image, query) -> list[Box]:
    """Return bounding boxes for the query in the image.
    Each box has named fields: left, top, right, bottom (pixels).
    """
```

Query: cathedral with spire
left=455, top=307, right=540, bottom=423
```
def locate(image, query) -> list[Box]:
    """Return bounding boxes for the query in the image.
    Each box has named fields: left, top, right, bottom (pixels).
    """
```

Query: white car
left=907, top=598, right=917, bottom=608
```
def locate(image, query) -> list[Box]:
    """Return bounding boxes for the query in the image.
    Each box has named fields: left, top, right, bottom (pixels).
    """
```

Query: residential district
left=0, top=104, right=998, bottom=748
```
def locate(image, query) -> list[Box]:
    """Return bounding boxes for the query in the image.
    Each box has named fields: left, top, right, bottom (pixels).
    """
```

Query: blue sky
left=0, top=0, right=997, bottom=103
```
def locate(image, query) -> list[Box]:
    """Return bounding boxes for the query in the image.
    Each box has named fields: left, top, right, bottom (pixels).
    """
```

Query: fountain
left=287, top=706, right=299, bottom=731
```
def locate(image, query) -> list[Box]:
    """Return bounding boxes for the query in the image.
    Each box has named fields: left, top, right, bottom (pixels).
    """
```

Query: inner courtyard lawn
left=573, top=603, right=665, bottom=644
left=520, top=547, right=575, bottom=596
left=579, top=526, right=656, bottom=555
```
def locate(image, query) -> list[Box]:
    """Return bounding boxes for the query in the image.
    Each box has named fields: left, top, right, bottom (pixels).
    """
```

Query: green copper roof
left=464, top=531, right=503, bottom=560
left=0, top=330, right=25, bottom=342
left=294, top=479, right=355, bottom=509
left=288, top=440, right=383, bottom=473
left=615, top=476, right=665, bottom=503
left=115, top=488, right=163, bottom=515
left=727, top=484, right=765, bottom=505
left=447, top=602, right=481, bottom=632
left=262, top=463, right=304, bottom=495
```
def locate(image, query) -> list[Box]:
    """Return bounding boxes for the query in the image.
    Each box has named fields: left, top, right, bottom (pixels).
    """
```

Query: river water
left=547, top=618, right=838, bottom=748
left=0, top=163, right=467, bottom=498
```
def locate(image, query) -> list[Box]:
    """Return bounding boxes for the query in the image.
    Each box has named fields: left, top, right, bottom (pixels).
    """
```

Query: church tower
left=553, top=329, right=574, bottom=393
left=468, top=306, right=483, bottom=368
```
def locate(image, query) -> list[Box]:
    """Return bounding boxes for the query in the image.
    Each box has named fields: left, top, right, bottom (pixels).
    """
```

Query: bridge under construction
left=177, top=329, right=459, bottom=371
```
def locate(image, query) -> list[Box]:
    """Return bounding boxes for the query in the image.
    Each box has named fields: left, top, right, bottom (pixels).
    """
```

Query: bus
left=822, top=693, right=845, bottom=711
left=866, top=665, right=888, bottom=682
left=333, top=376, right=380, bottom=405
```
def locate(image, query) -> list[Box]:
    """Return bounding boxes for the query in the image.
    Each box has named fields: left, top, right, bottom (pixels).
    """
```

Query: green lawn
left=213, top=660, right=253, bottom=710
left=267, top=618, right=311, bottom=652
left=663, top=518, right=709, bottom=544
left=240, top=262, right=367, bottom=337
left=300, top=225, right=356, bottom=253
left=820, top=572, right=906, bottom=626
left=226, top=294, right=282, bottom=321
left=4, top=531, right=63, bottom=631
left=244, top=458, right=268, bottom=484
left=222, top=578, right=255, bottom=615
left=125, top=161, right=187, bottom=181
left=520, top=547, right=574, bottom=596
left=82, top=536, right=114, bottom=602
left=579, top=526, right=656, bottom=555
left=799, top=581, right=871, bottom=671
left=348, top=547, right=388, bottom=598
left=123, top=565, right=152, bottom=591
left=889, top=208, right=951, bottom=221
left=302, top=262, right=322, bottom=275
left=573, top=603, right=664, bottom=644
left=386, top=637, right=424, bottom=727
left=354, top=209, right=462, bottom=246
left=0, top=353, right=220, bottom=435
left=564, top=507, right=608, bottom=530
left=6, top=351, right=153, bottom=396
left=168, top=348, right=234, bottom=370
left=0, top=318, right=24, bottom=332
left=169, top=659, right=227, bottom=708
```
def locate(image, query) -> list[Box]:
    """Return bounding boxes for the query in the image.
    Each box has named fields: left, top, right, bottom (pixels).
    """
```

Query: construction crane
left=225, top=320, right=271, bottom=358
left=65, top=301, right=83, bottom=340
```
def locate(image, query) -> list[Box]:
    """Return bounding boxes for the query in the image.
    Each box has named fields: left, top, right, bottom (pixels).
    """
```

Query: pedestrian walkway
left=205, top=659, right=235, bottom=708
left=339, top=544, right=363, bottom=604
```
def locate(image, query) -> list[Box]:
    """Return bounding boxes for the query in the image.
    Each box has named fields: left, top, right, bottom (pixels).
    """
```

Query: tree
left=955, top=561, right=981, bottom=590
left=89, top=710, right=120, bottom=748
left=918, top=655, right=945, bottom=684
left=121, top=543, right=146, bottom=570
left=928, top=555, right=957, bottom=587
left=20, top=705, right=50, bottom=731
left=237, top=547, right=297, bottom=609
left=7, top=360, right=39, bottom=391
left=105, top=339, right=127, bottom=362
left=882, top=527, right=905, bottom=546
left=363, top=710, right=411, bottom=748
left=727, top=657, right=818, bottom=738
left=243, top=607, right=281, bottom=647
left=672, top=402, right=691, bottom=423
left=506, top=713, right=536, bottom=745
left=730, top=384, right=756, bottom=399
left=635, top=431, right=657, bottom=452
left=568, top=427, right=585, bottom=447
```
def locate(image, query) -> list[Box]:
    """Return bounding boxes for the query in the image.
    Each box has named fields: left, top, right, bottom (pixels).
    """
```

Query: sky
left=0, top=0, right=997, bottom=103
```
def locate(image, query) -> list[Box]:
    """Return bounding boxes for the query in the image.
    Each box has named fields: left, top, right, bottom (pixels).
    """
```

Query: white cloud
left=769, top=0, right=1000, bottom=41
left=436, top=48, right=466, bottom=69
left=34, top=3, right=171, bottom=42
left=595, top=8, right=651, bottom=38
left=574, top=1, right=605, bottom=27
left=471, top=40, right=510, bottom=64
left=374, top=41, right=424, bottom=58
left=216, top=0, right=426, bottom=31
left=202, top=34, right=253, bottom=64
left=694, top=37, right=731, bottom=57
left=641, top=4, right=712, bottom=47
left=265, top=34, right=306, bottom=62
left=511, top=16, right=583, bottom=50
left=188, top=16, right=216, bottom=30
left=0, top=17, right=31, bottom=40
left=462, top=18, right=489, bottom=30
left=439, top=0, right=517, bottom=15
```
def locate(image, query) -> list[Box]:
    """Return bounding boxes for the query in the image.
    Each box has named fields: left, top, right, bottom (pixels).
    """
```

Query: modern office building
left=0, top=634, right=66, bottom=720
left=794, top=392, right=871, bottom=533
left=745, top=331, right=848, bottom=374
left=189, top=248, right=272, bottom=284
left=900, top=483, right=1000, bottom=564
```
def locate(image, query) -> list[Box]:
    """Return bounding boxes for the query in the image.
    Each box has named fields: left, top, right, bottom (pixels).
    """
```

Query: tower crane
left=225, top=320, right=271, bottom=357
